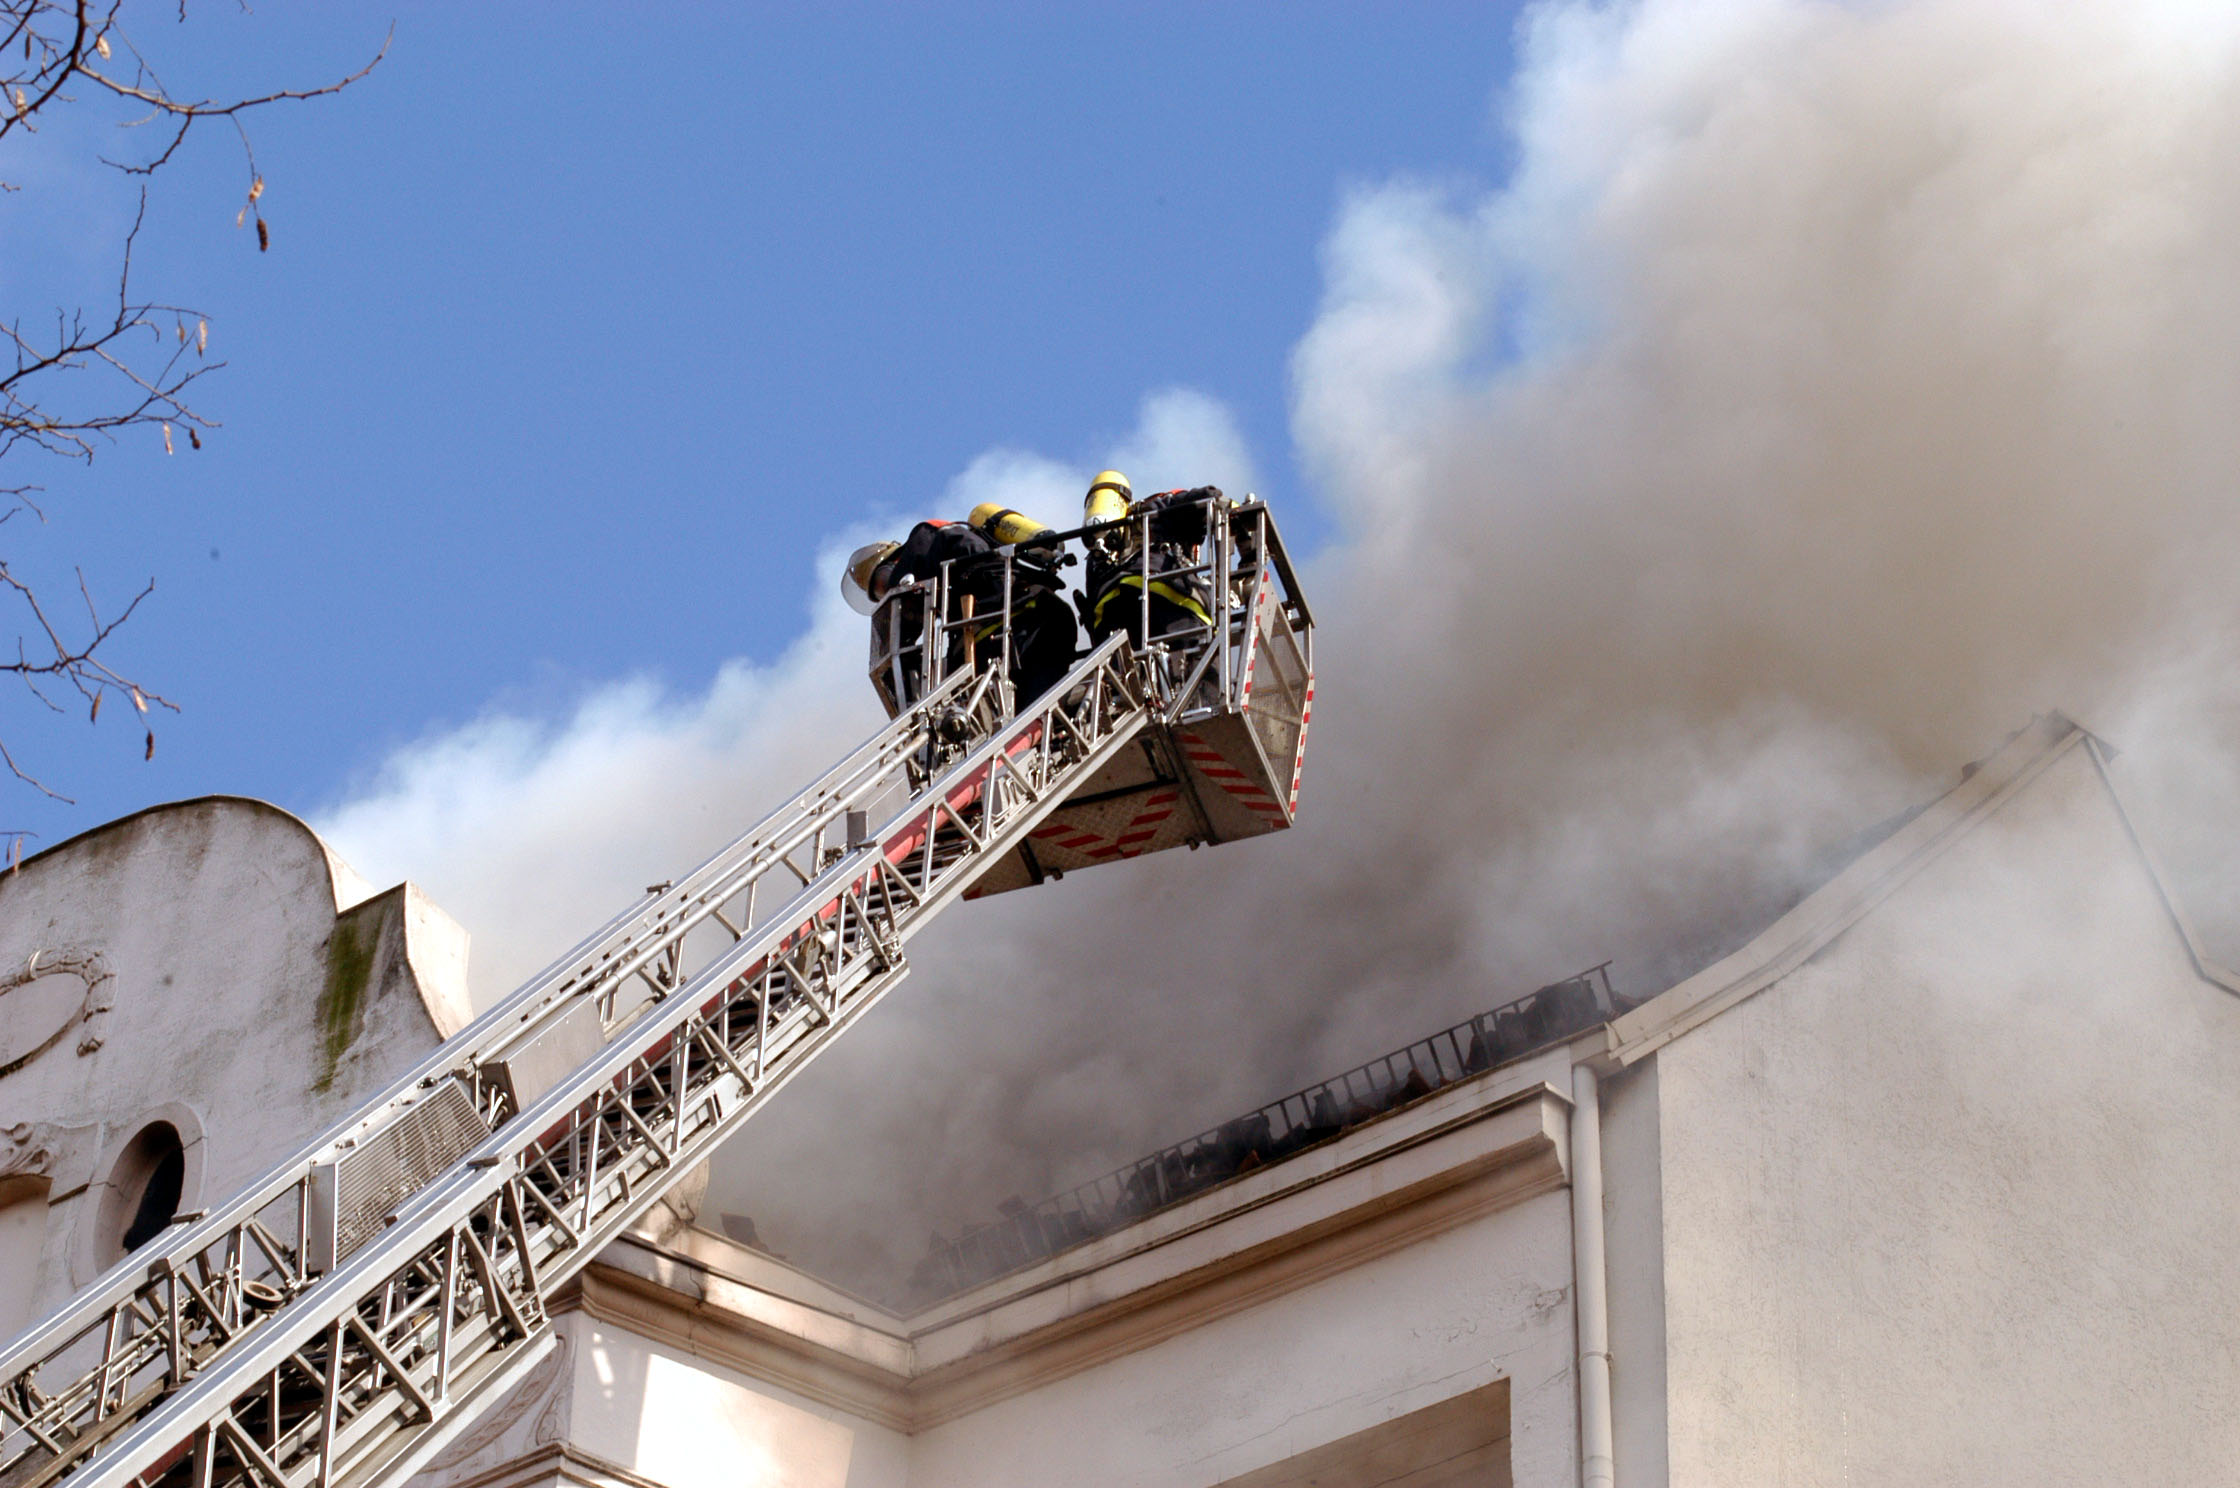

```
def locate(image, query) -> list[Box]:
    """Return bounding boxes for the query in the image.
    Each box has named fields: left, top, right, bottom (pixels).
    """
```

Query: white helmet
left=841, top=540, right=900, bottom=616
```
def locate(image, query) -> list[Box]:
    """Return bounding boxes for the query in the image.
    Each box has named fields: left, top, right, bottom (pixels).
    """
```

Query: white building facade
left=4, top=715, right=2235, bottom=1485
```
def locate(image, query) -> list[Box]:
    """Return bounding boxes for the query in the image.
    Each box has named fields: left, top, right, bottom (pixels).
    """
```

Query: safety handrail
left=867, top=497, right=1306, bottom=729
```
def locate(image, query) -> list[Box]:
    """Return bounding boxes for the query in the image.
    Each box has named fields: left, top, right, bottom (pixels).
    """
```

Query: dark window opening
left=105, top=1122, right=186, bottom=1259
left=122, top=1140, right=184, bottom=1251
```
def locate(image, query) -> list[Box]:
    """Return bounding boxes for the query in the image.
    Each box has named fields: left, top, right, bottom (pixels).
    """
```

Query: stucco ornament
left=0, top=1122, right=57, bottom=1181
left=0, top=949, right=113, bottom=1079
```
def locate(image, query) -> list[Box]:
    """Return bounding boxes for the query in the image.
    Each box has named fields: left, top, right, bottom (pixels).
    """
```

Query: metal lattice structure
left=0, top=497, right=1311, bottom=1488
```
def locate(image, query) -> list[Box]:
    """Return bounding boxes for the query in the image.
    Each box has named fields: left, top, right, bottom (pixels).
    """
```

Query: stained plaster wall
left=0, top=798, right=470, bottom=1331
left=1648, top=742, right=2240, bottom=1485
left=903, top=1186, right=1576, bottom=1488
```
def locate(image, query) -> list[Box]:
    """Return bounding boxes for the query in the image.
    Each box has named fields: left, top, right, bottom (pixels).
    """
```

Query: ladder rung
left=0, top=585, right=1293, bottom=1488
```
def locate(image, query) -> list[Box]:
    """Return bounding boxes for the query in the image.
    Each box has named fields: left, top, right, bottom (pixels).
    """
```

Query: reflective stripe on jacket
left=1091, top=572, right=1212, bottom=629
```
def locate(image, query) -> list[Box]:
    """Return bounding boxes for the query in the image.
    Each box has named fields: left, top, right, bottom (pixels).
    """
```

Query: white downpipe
left=1571, top=1061, right=1616, bottom=1488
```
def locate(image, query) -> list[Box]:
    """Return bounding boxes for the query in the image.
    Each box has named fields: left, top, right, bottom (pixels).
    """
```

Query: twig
left=0, top=0, right=374, bottom=793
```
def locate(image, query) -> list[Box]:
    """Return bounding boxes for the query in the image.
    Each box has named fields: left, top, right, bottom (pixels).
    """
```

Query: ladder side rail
left=49, top=636, right=1152, bottom=1488
left=498, top=693, right=948, bottom=1042
left=463, top=654, right=973, bottom=1018
left=473, top=661, right=981, bottom=1041
left=501, top=638, right=1152, bottom=1288
left=0, top=667, right=986, bottom=1378
left=495, top=635, right=1145, bottom=1295
left=4, top=770, right=976, bottom=1479
left=0, top=735, right=947, bottom=1458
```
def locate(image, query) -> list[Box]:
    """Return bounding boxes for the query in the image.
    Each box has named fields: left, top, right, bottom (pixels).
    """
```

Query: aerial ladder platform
left=0, top=496, right=1312, bottom=1488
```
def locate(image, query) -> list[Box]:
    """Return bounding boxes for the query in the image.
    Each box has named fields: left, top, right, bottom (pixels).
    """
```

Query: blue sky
left=2, top=2, right=1527, bottom=854
left=20, top=0, right=2240, bottom=1289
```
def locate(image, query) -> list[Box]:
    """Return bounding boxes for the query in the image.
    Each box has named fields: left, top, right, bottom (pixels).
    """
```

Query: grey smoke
left=322, top=0, right=2240, bottom=1297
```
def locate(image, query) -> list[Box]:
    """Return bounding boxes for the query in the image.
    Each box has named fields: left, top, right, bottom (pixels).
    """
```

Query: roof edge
left=10, top=794, right=382, bottom=914
left=1604, top=713, right=2090, bottom=1067
left=2079, top=735, right=2240, bottom=997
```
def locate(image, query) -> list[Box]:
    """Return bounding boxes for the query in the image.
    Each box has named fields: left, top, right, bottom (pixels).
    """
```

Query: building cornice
left=419, top=1441, right=668, bottom=1488
left=579, top=1071, right=1573, bottom=1433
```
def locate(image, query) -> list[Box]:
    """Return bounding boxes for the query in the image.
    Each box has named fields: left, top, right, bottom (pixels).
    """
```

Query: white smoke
left=316, top=386, right=1258, bottom=999
left=316, top=596, right=882, bottom=994
left=323, top=0, right=2240, bottom=1296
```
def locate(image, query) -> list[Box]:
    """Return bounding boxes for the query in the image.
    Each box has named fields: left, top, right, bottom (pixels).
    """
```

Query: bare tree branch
left=0, top=0, right=380, bottom=798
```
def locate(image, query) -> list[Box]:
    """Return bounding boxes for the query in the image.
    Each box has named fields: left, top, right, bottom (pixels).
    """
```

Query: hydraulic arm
left=0, top=496, right=1311, bottom=1488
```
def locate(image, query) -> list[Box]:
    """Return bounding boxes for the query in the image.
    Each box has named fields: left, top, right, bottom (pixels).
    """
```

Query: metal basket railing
left=865, top=494, right=1303, bottom=732
left=899, top=963, right=1619, bottom=1309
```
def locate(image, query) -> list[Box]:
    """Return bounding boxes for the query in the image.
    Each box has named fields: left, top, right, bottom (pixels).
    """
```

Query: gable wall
left=0, top=799, right=468, bottom=1330
left=1649, top=741, right=2240, bottom=1485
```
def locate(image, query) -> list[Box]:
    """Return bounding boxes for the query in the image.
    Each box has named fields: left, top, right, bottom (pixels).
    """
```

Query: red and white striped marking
left=1101, top=789, right=1180, bottom=858
left=1287, top=677, right=1314, bottom=811
left=1176, top=731, right=1290, bottom=828
left=1238, top=575, right=1271, bottom=707
left=1029, top=820, right=1110, bottom=857
left=1029, top=789, right=1181, bottom=862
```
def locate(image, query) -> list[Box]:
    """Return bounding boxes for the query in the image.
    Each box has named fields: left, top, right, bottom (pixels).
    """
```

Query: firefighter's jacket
left=1084, top=488, right=1220, bottom=637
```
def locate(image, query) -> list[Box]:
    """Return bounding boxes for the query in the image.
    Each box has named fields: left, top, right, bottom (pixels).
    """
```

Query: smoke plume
left=321, top=0, right=2240, bottom=1297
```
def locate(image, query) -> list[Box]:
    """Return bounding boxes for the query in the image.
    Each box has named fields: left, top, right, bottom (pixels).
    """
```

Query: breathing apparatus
left=1083, top=470, right=1133, bottom=560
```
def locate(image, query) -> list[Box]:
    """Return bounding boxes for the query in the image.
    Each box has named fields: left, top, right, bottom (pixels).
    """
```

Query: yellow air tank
left=1083, top=470, right=1132, bottom=527
left=968, top=502, right=1057, bottom=546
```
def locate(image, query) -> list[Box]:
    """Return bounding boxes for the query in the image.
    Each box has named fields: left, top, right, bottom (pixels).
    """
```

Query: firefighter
left=1078, top=470, right=1222, bottom=648
left=843, top=519, right=995, bottom=715
left=964, top=503, right=1080, bottom=705
left=842, top=507, right=1079, bottom=716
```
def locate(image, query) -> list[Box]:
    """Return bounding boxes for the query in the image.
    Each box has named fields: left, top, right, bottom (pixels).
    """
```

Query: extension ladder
left=0, top=498, right=1312, bottom=1488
